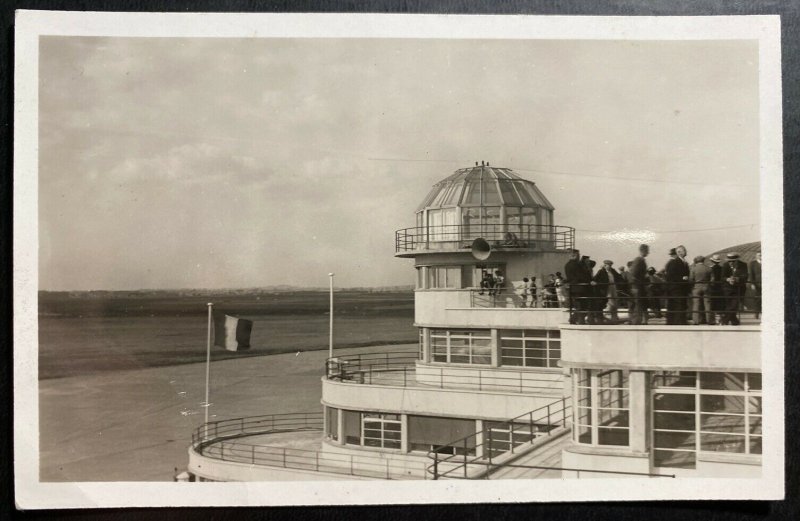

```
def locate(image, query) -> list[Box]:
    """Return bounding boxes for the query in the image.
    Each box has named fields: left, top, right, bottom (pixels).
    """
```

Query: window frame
left=651, top=371, right=762, bottom=469
left=571, top=368, right=631, bottom=447
left=430, top=329, right=492, bottom=365
left=499, top=329, right=561, bottom=368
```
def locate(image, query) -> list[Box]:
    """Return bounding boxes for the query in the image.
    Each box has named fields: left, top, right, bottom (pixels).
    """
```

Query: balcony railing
left=395, top=224, right=575, bottom=253
left=325, top=351, right=561, bottom=394
left=564, top=281, right=760, bottom=326
left=190, top=412, right=426, bottom=480
left=470, top=288, right=562, bottom=309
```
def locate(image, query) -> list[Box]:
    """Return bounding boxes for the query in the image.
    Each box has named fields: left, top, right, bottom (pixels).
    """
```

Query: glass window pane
left=700, top=414, right=746, bottom=433
left=654, top=412, right=695, bottom=431
left=700, top=372, right=745, bottom=391
left=499, top=181, right=522, bottom=205
left=750, top=436, right=762, bottom=454
left=443, top=181, right=464, bottom=206
left=501, top=356, right=523, bottom=367
left=748, top=396, right=762, bottom=414
left=748, top=373, right=762, bottom=391
left=576, top=406, right=592, bottom=425
left=654, top=449, right=696, bottom=469
left=598, top=428, right=629, bottom=446
left=463, top=180, right=481, bottom=205
left=598, top=409, right=629, bottom=427
left=654, top=393, right=695, bottom=412
left=598, top=389, right=630, bottom=409
left=655, top=430, right=696, bottom=450
left=482, top=180, right=500, bottom=205
left=700, top=394, right=745, bottom=414
left=750, top=416, right=762, bottom=435
left=653, top=371, right=697, bottom=388
left=576, top=425, right=592, bottom=444
left=700, top=433, right=746, bottom=453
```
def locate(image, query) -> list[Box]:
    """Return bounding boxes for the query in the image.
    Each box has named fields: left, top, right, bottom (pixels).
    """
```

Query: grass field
left=39, top=290, right=416, bottom=380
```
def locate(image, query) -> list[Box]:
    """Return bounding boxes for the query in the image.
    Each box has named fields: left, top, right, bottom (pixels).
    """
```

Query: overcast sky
left=39, top=37, right=759, bottom=290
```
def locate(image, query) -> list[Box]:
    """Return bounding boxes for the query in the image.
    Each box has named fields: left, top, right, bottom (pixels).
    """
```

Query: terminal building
left=187, top=164, right=761, bottom=481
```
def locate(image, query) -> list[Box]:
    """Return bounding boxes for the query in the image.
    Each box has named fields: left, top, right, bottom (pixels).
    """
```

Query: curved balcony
left=325, top=351, right=562, bottom=395
left=188, top=412, right=425, bottom=481
left=395, top=224, right=575, bottom=256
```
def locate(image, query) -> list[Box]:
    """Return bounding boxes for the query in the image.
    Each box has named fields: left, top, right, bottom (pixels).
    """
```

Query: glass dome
left=414, top=165, right=555, bottom=241
left=416, top=165, right=554, bottom=212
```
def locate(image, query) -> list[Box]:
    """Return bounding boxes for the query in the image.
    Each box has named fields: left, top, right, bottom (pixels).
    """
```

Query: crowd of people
left=562, top=244, right=762, bottom=326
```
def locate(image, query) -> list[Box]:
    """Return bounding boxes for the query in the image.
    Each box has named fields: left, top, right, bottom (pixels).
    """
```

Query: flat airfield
left=40, top=344, right=414, bottom=481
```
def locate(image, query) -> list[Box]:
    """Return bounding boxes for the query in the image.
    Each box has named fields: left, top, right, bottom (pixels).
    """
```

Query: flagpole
left=328, top=273, right=334, bottom=359
left=205, top=302, right=213, bottom=427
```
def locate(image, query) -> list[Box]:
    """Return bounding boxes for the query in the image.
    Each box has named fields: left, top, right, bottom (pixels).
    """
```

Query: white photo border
left=14, top=11, right=784, bottom=508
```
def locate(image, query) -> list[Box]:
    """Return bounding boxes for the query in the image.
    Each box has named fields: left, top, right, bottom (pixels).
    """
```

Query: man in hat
left=721, top=252, right=748, bottom=325
left=629, top=244, right=650, bottom=325
left=689, top=255, right=714, bottom=325
left=665, top=247, right=690, bottom=325
left=593, top=259, right=622, bottom=323
left=748, top=251, right=762, bottom=319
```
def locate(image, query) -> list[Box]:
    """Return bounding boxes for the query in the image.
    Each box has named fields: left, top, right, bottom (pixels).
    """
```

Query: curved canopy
left=416, top=166, right=554, bottom=213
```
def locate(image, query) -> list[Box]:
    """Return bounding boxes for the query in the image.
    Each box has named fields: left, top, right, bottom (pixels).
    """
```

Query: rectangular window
left=342, top=411, right=402, bottom=450
left=426, top=266, right=462, bottom=289
left=429, top=329, right=491, bottom=365
left=418, top=328, right=425, bottom=361
left=415, top=267, right=424, bottom=289
left=362, top=413, right=402, bottom=450
left=326, top=407, right=339, bottom=442
left=343, top=410, right=361, bottom=446
left=500, top=329, right=561, bottom=368
left=408, top=415, right=476, bottom=455
left=652, top=371, right=762, bottom=468
left=572, top=369, right=630, bottom=447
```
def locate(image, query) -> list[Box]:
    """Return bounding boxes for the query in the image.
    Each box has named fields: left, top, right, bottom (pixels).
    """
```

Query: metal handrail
left=426, top=397, right=572, bottom=480
left=563, top=281, right=760, bottom=326
left=191, top=412, right=427, bottom=480
left=395, top=224, right=575, bottom=252
left=325, top=352, right=562, bottom=394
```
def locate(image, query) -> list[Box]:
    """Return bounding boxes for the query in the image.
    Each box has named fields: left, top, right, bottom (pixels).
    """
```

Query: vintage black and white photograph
left=13, top=12, right=784, bottom=508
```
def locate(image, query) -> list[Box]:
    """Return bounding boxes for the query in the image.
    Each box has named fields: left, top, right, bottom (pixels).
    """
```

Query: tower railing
left=395, top=224, right=575, bottom=252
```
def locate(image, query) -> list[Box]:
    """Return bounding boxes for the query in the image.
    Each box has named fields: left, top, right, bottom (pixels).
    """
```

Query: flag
left=212, top=312, right=253, bottom=351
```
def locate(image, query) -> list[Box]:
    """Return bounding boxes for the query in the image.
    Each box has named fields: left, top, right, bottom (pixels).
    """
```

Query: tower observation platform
left=395, top=163, right=575, bottom=256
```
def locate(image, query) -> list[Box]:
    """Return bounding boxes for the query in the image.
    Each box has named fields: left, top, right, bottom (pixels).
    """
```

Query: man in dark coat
left=665, top=247, right=690, bottom=325
left=593, top=260, right=622, bottom=323
left=565, top=249, right=593, bottom=324
left=721, top=252, right=748, bottom=325
left=748, top=251, right=762, bottom=319
left=628, top=244, right=650, bottom=325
